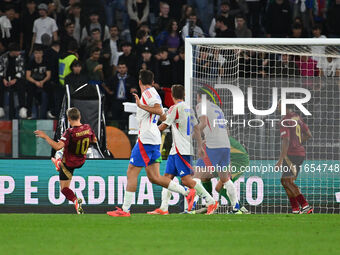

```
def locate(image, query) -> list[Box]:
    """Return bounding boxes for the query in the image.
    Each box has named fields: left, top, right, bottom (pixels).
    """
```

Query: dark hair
left=71, top=60, right=82, bottom=69
left=67, top=40, right=78, bottom=52
left=220, top=0, right=230, bottom=6
left=171, top=84, right=184, bottom=100
left=66, top=107, right=81, bottom=120
left=139, top=69, right=154, bottom=85
left=33, top=45, right=44, bottom=52
left=109, top=25, right=119, bottom=30
left=51, top=40, right=60, bottom=47
left=65, top=20, right=75, bottom=28
left=91, top=28, right=101, bottom=34
left=72, top=2, right=81, bottom=8
left=189, top=10, right=197, bottom=17
left=91, top=47, right=101, bottom=55
left=312, top=23, right=322, bottom=31
left=8, top=42, right=20, bottom=52
left=167, top=19, right=178, bottom=33
left=158, top=46, right=168, bottom=54
left=117, top=61, right=127, bottom=66
left=235, top=14, right=246, bottom=20
left=136, top=29, right=147, bottom=39
left=292, top=22, right=302, bottom=30
left=216, top=15, right=228, bottom=25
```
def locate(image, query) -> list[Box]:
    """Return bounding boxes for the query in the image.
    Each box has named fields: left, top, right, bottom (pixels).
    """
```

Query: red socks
left=61, top=187, right=77, bottom=203
left=289, top=197, right=300, bottom=212
left=296, top=194, right=309, bottom=208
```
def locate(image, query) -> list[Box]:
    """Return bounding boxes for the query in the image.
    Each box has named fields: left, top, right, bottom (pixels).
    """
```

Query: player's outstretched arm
left=132, top=93, right=164, bottom=115
left=34, top=130, right=65, bottom=151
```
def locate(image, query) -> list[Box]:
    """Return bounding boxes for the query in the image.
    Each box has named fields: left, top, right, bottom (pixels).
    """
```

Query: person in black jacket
left=265, top=0, right=292, bottom=38
left=215, top=15, right=236, bottom=38
left=118, top=41, right=137, bottom=77
left=65, top=60, right=98, bottom=100
left=106, top=62, right=137, bottom=126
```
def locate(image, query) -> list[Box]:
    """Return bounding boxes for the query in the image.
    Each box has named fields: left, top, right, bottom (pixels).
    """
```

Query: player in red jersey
left=275, top=102, right=313, bottom=214
left=34, top=107, right=97, bottom=214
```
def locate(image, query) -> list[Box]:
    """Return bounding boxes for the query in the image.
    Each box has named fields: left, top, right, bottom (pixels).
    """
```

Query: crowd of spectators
left=0, top=0, right=339, bottom=124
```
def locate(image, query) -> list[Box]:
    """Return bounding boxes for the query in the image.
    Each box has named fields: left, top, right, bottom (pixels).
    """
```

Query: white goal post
left=185, top=38, right=340, bottom=214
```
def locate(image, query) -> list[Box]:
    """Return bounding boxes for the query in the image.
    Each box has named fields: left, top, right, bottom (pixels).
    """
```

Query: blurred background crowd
left=0, top=0, right=339, bottom=129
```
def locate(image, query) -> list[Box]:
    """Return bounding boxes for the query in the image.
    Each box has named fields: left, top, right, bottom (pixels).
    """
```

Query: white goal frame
left=185, top=37, right=340, bottom=104
left=184, top=37, right=340, bottom=213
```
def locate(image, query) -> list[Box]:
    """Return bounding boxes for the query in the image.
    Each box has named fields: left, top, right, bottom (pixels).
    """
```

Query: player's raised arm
left=133, top=92, right=164, bottom=116
left=34, top=130, right=65, bottom=151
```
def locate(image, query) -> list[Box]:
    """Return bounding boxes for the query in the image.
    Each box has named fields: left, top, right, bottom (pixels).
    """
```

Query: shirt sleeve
left=163, top=105, right=176, bottom=126
left=59, top=129, right=70, bottom=147
left=90, top=129, right=97, bottom=142
left=145, top=91, right=162, bottom=106
left=280, top=125, right=290, bottom=139
left=299, top=119, right=309, bottom=133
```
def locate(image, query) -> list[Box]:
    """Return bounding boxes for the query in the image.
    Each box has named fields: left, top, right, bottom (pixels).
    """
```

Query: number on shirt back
left=75, top=137, right=90, bottom=155
left=296, top=124, right=302, bottom=143
left=152, top=114, right=159, bottom=123
left=187, top=115, right=195, bottom=135
left=214, top=110, right=225, bottom=128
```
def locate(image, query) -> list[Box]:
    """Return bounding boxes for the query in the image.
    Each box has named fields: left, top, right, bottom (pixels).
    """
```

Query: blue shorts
left=165, top=154, right=192, bottom=177
left=196, top=147, right=230, bottom=168
left=129, top=141, right=161, bottom=167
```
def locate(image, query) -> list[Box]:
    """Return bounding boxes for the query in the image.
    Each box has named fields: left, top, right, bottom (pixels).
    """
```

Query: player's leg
left=147, top=173, right=174, bottom=215
left=107, top=163, right=142, bottom=217
left=123, top=164, right=143, bottom=212
left=159, top=174, right=174, bottom=213
left=183, top=176, right=218, bottom=214
left=148, top=154, right=176, bottom=214
left=217, top=148, right=241, bottom=213
left=281, top=176, right=300, bottom=213
left=286, top=156, right=312, bottom=213
left=145, top=162, right=188, bottom=195
left=59, top=163, right=83, bottom=214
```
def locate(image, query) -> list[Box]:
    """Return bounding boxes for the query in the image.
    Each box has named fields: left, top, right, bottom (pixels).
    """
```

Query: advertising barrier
left=0, top=160, right=339, bottom=213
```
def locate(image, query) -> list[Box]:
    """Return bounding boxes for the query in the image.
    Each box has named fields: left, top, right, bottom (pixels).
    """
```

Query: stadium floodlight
left=185, top=38, right=340, bottom=214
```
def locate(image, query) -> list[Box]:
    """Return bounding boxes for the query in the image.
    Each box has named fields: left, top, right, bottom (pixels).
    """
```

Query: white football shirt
left=137, top=87, right=163, bottom=145
left=317, top=57, right=340, bottom=77
left=33, top=17, right=58, bottom=44
left=196, top=101, right=230, bottom=148
left=164, top=101, right=198, bottom=155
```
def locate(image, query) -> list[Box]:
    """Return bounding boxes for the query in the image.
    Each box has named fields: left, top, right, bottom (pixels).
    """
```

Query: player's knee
left=181, top=177, right=195, bottom=189
left=147, top=174, right=159, bottom=184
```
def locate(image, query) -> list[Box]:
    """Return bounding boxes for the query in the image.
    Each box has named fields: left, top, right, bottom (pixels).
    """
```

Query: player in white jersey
left=147, top=85, right=219, bottom=215
left=194, top=89, right=242, bottom=214
left=107, top=70, right=196, bottom=217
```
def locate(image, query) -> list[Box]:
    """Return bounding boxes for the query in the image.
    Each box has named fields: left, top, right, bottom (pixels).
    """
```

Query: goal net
left=185, top=38, right=340, bottom=214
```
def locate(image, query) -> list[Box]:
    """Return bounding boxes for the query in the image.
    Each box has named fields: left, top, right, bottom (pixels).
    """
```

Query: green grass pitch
left=0, top=214, right=339, bottom=255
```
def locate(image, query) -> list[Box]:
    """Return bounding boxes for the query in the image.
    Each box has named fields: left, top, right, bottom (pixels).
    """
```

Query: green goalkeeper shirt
left=229, top=136, right=249, bottom=181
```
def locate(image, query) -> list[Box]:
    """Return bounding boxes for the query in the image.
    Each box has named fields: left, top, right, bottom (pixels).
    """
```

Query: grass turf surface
left=0, top=214, right=339, bottom=255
